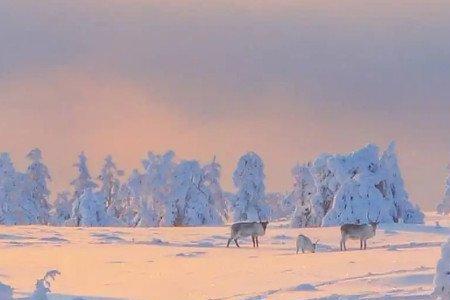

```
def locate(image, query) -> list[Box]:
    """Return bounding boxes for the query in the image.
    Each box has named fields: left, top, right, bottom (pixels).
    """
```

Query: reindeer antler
left=367, top=210, right=381, bottom=223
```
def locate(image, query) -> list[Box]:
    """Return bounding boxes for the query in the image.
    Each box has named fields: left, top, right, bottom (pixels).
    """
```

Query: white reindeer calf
left=296, top=234, right=319, bottom=254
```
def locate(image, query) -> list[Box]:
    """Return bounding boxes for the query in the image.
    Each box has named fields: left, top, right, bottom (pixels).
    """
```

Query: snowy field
left=1, top=213, right=448, bottom=300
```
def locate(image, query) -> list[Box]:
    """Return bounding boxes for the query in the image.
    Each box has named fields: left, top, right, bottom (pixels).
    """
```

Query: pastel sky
left=1, top=1, right=449, bottom=209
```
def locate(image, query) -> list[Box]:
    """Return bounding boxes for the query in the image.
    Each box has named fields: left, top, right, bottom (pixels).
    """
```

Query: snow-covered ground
left=1, top=213, right=449, bottom=300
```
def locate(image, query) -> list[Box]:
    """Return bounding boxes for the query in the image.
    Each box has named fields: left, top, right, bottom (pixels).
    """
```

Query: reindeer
left=340, top=211, right=380, bottom=251
left=226, top=221, right=269, bottom=248
left=296, top=234, right=319, bottom=254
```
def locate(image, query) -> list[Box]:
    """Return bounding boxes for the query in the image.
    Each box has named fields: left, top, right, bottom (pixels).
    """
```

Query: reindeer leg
left=360, top=239, right=363, bottom=250
left=227, top=238, right=232, bottom=247
left=252, top=236, right=255, bottom=247
left=364, top=240, right=367, bottom=250
left=234, top=238, right=240, bottom=248
left=256, top=236, right=259, bottom=248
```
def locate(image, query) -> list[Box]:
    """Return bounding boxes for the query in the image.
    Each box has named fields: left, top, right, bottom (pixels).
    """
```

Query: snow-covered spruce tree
left=321, top=144, right=385, bottom=226
left=20, top=148, right=51, bottom=225
left=142, top=151, right=176, bottom=226
left=436, top=165, right=450, bottom=215
left=70, top=152, right=98, bottom=200
left=50, top=191, right=72, bottom=225
left=122, top=169, right=158, bottom=227
left=114, top=182, right=137, bottom=227
left=0, top=153, right=20, bottom=225
left=309, top=154, right=339, bottom=224
left=98, top=155, right=124, bottom=220
left=68, top=152, right=101, bottom=226
left=231, top=152, right=269, bottom=222
left=164, top=160, right=221, bottom=226
left=70, top=187, right=108, bottom=226
left=202, top=157, right=227, bottom=223
left=289, top=164, right=317, bottom=228
left=432, top=238, right=450, bottom=299
left=379, top=142, right=424, bottom=223
left=320, top=143, right=424, bottom=226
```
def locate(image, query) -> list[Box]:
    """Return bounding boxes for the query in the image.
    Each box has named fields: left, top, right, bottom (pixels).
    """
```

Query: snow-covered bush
left=437, top=165, right=450, bottom=215
left=30, top=270, right=60, bottom=300
left=432, top=238, right=450, bottom=299
left=230, top=152, right=269, bottom=222
left=289, top=164, right=317, bottom=227
left=0, top=282, right=13, bottom=300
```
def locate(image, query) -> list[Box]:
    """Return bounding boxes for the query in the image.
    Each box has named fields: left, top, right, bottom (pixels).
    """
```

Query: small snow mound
left=91, top=233, right=125, bottom=243
left=387, top=244, right=399, bottom=251
left=384, top=230, right=398, bottom=235
left=40, top=236, right=69, bottom=243
left=272, top=234, right=293, bottom=240
left=149, top=238, right=168, bottom=245
left=0, top=282, right=13, bottom=300
left=176, top=251, right=205, bottom=258
left=197, top=241, right=214, bottom=247
left=294, top=283, right=317, bottom=291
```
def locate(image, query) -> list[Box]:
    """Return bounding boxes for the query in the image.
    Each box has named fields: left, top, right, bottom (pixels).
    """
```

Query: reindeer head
left=312, top=239, right=319, bottom=253
left=261, top=221, right=269, bottom=232
left=367, top=211, right=381, bottom=232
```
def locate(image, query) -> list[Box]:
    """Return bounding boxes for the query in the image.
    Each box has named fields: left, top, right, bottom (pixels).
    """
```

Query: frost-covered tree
left=20, top=148, right=51, bottom=224
left=98, top=155, right=123, bottom=219
left=432, top=238, right=450, bottom=299
left=123, top=169, right=158, bottom=227
left=0, top=153, right=20, bottom=225
left=142, top=151, right=176, bottom=226
left=50, top=191, right=72, bottom=225
left=379, top=142, right=424, bottom=224
left=202, top=157, right=227, bottom=223
left=310, top=154, right=339, bottom=223
left=231, top=152, right=269, bottom=222
left=322, top=145, right=386, bottom=226
left=70, top=152, right=98, bottom=200
left=436, top=165, right=450, bottom=215
left=69, top=153, right=103, bottom=226
left=320, top=143, right=424, bottom=226
left=70, top=188, right=108, bottom=226
left=164, top=160, right=222, bottom=226
left=289, top=164, right=317, bottom=227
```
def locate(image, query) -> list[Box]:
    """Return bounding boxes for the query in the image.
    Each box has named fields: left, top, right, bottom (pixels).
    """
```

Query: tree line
left=0, top=142, right=426, bottom=227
